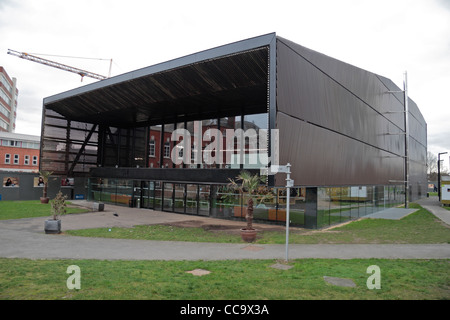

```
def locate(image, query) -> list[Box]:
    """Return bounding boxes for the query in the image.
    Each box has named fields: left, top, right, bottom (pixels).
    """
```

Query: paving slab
left=323, top=276, right=356, bottom=288
left=364, top=207, right=418, bottom=220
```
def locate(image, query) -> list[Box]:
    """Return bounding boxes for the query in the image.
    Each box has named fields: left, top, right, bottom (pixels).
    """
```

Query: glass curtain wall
left=150, top=111, right=269, bottom=171
left=242, top=113, right=268, bottom=169
left=88, top=179, right=406, bottom=229
left=186, top=184, right=198, bottom=214
left=316, top=185, right=405, bottom=228
left=198, top=185, right=210, bottom=216
left=275, top=188, right=305, bottom=225
left=101, top=126, right=147, bottom=168
left=174, top=183, right=185, bottom=213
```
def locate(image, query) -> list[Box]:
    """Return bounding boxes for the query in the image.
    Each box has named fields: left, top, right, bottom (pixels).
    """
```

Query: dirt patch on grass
left=161, top=219, right=286, bottom=232
left=159, top=219, right=292, bottom=237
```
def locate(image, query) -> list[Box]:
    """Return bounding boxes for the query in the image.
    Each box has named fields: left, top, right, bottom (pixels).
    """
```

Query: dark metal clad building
left=40, top=33, right=427, bottom=228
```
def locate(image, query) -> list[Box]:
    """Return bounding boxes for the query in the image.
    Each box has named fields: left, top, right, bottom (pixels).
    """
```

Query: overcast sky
left=1, top=0, right=449, bottom=169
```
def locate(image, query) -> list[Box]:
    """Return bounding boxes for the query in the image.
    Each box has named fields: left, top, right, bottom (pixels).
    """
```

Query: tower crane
left=7, top=49, right=109, bottom=81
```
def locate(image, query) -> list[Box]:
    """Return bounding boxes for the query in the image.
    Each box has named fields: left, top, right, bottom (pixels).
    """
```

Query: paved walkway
left=416, top=196, right=450, bottom=225
left=0, top=197, right=449, bottom=261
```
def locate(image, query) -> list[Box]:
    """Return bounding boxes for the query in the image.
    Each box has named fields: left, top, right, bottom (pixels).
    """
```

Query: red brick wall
left=0, top=145, right=40, bottom=172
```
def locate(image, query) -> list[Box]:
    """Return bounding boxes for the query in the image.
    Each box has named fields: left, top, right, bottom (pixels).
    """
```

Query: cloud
left=1, top=0, right=449, bottom=156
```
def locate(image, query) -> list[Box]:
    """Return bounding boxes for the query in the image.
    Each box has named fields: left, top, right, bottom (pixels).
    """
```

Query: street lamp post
left=438, top=152, right=448, bottom=201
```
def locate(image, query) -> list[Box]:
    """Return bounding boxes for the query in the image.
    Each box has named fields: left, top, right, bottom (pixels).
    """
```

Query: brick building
left=0, top=132, right=40, bottom=173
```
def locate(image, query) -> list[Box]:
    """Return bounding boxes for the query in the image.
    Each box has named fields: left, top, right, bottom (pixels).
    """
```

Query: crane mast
left=7, top=49, right=108, bottom=81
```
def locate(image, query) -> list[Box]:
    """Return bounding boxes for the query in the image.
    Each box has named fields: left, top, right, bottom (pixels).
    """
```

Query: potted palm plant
left=38, top=170, right=53, bottom=204
left=228, top=170, right=273, bottom=242
left=44, top=191, right=67, bottom=234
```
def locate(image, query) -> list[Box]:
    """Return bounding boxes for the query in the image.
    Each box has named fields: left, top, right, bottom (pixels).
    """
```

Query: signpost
left=267, top=164, right=294, bottom=261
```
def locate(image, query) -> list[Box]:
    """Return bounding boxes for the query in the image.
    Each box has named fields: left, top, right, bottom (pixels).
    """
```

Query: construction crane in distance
left=7, top=49, right=110, bottom=82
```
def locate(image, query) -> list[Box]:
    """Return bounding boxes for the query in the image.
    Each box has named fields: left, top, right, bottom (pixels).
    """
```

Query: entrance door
left=186, top=184, right=198, bottom=214
left=154, top=181, right=163, bottom=211
left=133, top=181, right=142, bottom=208
left=198, top=185, right=211, bottom=216
left=174, top=184, right=186, bottom=213
left=141, top=181, right=155, bottom=209
left=163, top=183, right=174, bottom=211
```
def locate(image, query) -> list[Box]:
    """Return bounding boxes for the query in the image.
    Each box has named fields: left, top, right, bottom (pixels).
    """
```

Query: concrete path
left=0, top=198, right=449, bottom=261
left=416, top=196, right=450, bottom=226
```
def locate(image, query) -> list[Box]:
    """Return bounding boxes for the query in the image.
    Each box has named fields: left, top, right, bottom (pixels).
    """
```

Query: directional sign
left=270, top=165, right=290, bottom=174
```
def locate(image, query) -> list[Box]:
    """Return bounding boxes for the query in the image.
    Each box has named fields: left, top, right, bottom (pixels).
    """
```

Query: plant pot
left=40, top=197, right=49, bottom=204
left=240, top=228, right=258, bottom=243
left=44, top=219, right=61, bottom=234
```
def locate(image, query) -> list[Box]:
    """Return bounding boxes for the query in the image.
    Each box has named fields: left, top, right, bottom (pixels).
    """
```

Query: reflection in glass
left=243, top=113, right=268, bottom=169
left=174, top=183, right=185, bottom=213
left=198, top=185, right=210, bottom=216
left=154, top=181, right=163, bottom=210
left=186, top=184, right=198, bottom=214
left=163, top=183, right=174, bottom=211
left=211, top=185, right=240, bottom=218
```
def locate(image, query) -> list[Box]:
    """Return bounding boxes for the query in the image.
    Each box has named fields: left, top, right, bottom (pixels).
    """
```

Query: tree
left=227, top=170, right=273, bottom=231
left=427, top=151, right=437, bottom=176
left=38, top=170, right=53, bottom=203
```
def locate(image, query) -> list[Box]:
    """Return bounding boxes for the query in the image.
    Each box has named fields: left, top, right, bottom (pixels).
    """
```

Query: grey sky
left=1, top=0, right=449, bottom=169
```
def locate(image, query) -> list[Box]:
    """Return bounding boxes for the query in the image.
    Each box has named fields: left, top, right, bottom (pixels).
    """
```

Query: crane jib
left=7, top=49, right=108, bottom=81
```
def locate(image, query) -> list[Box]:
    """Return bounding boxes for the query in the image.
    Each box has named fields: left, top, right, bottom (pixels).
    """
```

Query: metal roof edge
left=43, top=32, right=277, bottom=106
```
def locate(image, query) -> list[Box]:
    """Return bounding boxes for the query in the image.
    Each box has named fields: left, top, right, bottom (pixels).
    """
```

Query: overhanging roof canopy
left=43, top=33, right=276, bottom=128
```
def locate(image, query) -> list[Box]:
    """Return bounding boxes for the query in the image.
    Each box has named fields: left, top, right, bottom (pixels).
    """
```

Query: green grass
left=0, top=200, right=88, bottom=220
left=0, top=201, right=449, bottom=301
left=66, top=203, right=450, bottom=244
left=68, top=224, right=244, bottom=243
left=0, top=258, right=448, bottom=300
left=277, top=203, right=450, bottom=244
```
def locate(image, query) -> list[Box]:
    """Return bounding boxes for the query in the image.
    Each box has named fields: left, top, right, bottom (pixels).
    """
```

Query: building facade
left=39, top=33, right=427, bottom=228
left=0, top=67, right=18, bottom=132
left=0, top=132, right=40, bottom=173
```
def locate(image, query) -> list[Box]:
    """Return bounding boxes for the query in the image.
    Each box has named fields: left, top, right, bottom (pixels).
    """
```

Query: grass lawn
left=0, top=200, right=89, bottom=220
left=65, top=203, right=450, bottom=244
left=0, top=258, right=448, bottom=300
left=0, top=200, right=449, bottom=301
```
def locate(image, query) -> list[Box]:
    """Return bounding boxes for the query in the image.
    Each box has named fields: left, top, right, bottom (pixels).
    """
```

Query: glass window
left=198, top=185, right=210, bottom=216
left=13, top=154, right=19, bottom=164
left=224, top=115, right=242, bottom=169
left=149, top=140, right=155, bottom=157
left=186, top=184, right=198, bottom=214
left=210, top=185, right=240, bottom=218
left=186, top=121, right=197, bottom=167
left=24, top=155, right=30, bottom=165
left=243, top=113, right=268, bottom=169
left=32, top=156, right=38, bottom=166
left=161, top=124, right=174, bottom=168
left=5, top=153, right=10, bottom=164
left=163, top=183, right=174, bottom=211
left=201, top=119, right=222, bottom=168
left=153, top=181, right=163, bottom=210
left=164, top=142, right=170, bottom=158
left=174, top=183, right=185, bottom=213
left=317, top=187, right=331, bottom=228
